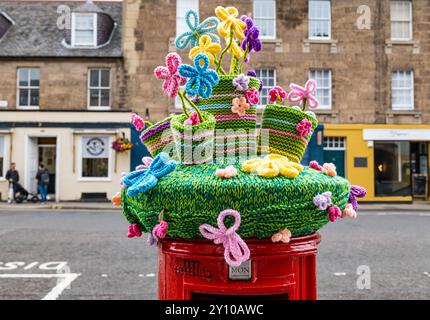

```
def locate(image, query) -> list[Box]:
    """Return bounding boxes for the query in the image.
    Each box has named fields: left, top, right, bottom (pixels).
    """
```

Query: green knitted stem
left=121, top=165, right=351, bottom=239
left=259, top=104, right=318, bottom=163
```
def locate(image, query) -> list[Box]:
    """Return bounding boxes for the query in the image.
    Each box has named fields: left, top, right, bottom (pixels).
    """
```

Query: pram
left=10, top=182, right=39, bottom=204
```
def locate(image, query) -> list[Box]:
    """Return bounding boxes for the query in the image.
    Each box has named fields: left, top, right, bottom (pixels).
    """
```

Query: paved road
left=0, top=209, right=429, bottom=300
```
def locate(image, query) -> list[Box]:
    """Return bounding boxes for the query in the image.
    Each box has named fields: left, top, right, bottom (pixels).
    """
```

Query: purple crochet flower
left=240, top=16, right=262, bottom=62
left=247, top=70, right=263, bottom=93
left=348, top=185, right=367, bottom=211
left=232, top=74, right=250, bottom=91
left=313, top=192, right=332, bottom=210
left=147, top=233, right=158, bottom=246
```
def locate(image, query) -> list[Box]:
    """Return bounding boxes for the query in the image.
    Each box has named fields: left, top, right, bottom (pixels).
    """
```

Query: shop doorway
left=323, top=137, right=346, bottom=177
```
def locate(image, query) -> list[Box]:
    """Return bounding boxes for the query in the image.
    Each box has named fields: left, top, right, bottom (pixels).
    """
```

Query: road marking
left=333, top=272, right=347, bottom=276
left=101, top=274, right=108, bottom=277
left=424, top=272, right=429, bottom=277
left=146, top=273, right=155, bottom=277
left=0, top=273, right=80, bottom=300
left=138, top=274, right=144, bottom=277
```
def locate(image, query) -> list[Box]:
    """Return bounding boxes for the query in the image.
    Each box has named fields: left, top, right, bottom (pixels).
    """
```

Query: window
left=324, top=137, right=345, bottom=150
left=0, top=136, right=4, bottom=178
left=390, top=1, right=412, bottom=40
left=88, top=69, right=111, bottom=109
left=81, top=136, right=110, bottom=178
left=72, top=13, right=97, bottom=47
left=176, top=0, right=199, bottom=37
left=392, top=70, right=414, bottom=110
left=17, top=68, right=40, bottom=108
left=308, top=0, right=331, bottom=39
left=310, top=69, right=331, bottom=109
left=254, top=0, right=276, bottom=39
left=255, top=68, right=276, bottom=106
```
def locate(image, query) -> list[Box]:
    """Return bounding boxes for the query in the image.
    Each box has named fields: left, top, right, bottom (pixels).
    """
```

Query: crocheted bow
left=175, top=10, right=220, bottom=51
left=199, top=209, right=250, bottom=267
left=348, top=185, right=367, bottom=211
left=287, top=79, right=319, bottom=109
left=123, top=152, right=177, bottom=197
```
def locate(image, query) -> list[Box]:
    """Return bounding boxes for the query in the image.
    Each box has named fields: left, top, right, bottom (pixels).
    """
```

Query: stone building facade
left=123, top=0, right=430, bottom=202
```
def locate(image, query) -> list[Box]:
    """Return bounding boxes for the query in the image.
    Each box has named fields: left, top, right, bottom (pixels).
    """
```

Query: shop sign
left=363, top=129, right=430, bottom=141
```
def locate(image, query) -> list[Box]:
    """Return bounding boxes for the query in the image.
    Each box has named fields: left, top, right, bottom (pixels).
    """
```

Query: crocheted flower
left=132, top=113, right=145, bottom=132
left=232, top=74, right=249, bottom=91
left=184, top=111, right=201, bottom=126
left=215, top=6, right=246, bottom=41
left=112, top=192, right=121, bottom=206
left=128, top=224, right=142, bottom=238
left=175, top=9, right=220, bottom=50
left=245, top=88, right=259, bottom=106
left=135, top=157, right=153, bottom=171
left=296, top=119, right=313, bottom=137
left=147, top=233, right=158, bottom=246
left=349, top=185, right=367, bottom=211
left=242, top=154, right=304, bottom=179
left=216, top=165, right=237, bottom=179
left=247, top=70, right=263, bottom=92
left=178, top=53, right=220, bottom=99
left=120, top=172, right=127, bottom=189
left=269, top=86, right=287, bottom=104
left=309, top=160, right=323, bottom=171
left=240, top=16, right=262, bottom=62
left=322, top=163, right=337, bottom=177
left=152, top=220, right=168, bottom=239
left=154, top=52, right=187, bottom=98
left=287, top=79, right=319, bottom=109
left=328, top=206, right=342, bottom=222
left=231, top=96, right=250, bottom=116
left=271, top=228, right=292, bottom=244
left=189, top=35, right=221, bottom=66
left=313, top=192, right=332, bottom=210
left=342, top=203, right=357, bottom=219
left=225, top=34, right=245, bottom=59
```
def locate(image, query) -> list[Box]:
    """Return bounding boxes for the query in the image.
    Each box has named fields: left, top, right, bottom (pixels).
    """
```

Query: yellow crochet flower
left=189, top=35, right=222, bottom=66
left=225, top=35, right=245, bottom=59
left=242, top=154, right=304, bottom=179
left=215, top=6, right=246, bottom=41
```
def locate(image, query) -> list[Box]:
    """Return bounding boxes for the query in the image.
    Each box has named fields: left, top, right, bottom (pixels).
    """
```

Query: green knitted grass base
left=260, top=104, right=319, bottom=162
left=121, top=164, right=350, bottom=239
left=140, top=117, right=176, bottom=158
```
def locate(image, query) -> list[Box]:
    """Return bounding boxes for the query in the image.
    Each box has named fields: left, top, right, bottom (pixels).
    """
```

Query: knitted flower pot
left=171, top=111, right=216, bottom=165
left=259, top=105, right=318, bottom=163
left=140, top=116, right=177, bottom=158
left=194, top=75, right=261, bottom=160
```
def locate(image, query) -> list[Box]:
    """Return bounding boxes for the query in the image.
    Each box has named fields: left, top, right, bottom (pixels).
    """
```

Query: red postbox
left=158, top=233, right=321, bottom=300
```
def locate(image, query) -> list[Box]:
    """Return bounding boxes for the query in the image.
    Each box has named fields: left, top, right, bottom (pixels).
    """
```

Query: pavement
left=0, top=209, right=429, bottom=300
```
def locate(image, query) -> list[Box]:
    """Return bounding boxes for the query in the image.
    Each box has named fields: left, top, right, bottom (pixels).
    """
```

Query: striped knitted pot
left=260, top=104, right=318, bottom=163
left=171, top=111, right=216, bottom=165
left=194, top=75, right=261, bottom=160
left=140, top=117, right=176, bottom=158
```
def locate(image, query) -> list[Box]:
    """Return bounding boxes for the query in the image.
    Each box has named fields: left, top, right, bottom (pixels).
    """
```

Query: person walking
left=36, top=163, right=49, bottom=204
left=5, top=162, right=19, bottom=203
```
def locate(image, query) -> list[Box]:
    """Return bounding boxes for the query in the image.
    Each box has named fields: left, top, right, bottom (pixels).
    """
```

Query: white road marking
left=333, top=272, right=347, bottom=276
left=0, top=273, right=80, bottom=300
left=146, top=273, right=155, bottom=277
left=138, top=274, right=144, bottom=277
left=424, top=272, right=429, bottom=277
left=101, top=274, right=108, bottom=277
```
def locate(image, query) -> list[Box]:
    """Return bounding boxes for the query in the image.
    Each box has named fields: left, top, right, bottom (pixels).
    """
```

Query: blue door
left=130, top=125, right=151, bottom=171
left=324, top=150, right=346, bottom=177
left=301, top=125, right=324, bottom=166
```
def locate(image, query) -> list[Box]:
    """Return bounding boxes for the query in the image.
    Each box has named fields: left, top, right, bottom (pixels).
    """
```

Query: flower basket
left=112, top=136, right=132, bottom=152
left=140, top=116, right=177, bottom=158
left=259, top=104, right=318, bottom=163
left=171, top=111, right=216, bottom=165
left=194, top=75, right=261, bottom=160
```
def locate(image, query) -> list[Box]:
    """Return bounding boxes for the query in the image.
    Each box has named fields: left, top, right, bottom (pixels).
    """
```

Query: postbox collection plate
left=228, top=260, right=251, bottom=281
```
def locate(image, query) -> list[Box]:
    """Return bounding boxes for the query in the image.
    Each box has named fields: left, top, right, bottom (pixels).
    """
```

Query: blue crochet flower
left=175, top=9, right=220, bottom=50
left=178, top=54, right=220, bottom=99
left=123, top=152, right=177, bottom=197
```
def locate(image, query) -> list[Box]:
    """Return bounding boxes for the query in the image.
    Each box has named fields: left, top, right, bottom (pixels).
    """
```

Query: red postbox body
left=158, top=233, right=321, bottom=300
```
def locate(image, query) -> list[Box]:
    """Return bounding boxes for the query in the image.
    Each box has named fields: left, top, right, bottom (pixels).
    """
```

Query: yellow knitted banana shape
left=242, top=154, right=304, bottom=178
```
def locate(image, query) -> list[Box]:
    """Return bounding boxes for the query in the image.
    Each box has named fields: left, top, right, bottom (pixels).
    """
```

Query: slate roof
left=0, top=1, right=122, bottom=58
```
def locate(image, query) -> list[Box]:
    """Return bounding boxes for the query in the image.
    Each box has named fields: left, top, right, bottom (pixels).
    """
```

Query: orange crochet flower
left=342, top=204, right=357, bottom=219
left=322, top=163, right=337, bottom=177
left=271, top=228, right=292, bottom=243
left=112, top=192, right=121, bottom=206
left=231, top=96, right=250, bottom=116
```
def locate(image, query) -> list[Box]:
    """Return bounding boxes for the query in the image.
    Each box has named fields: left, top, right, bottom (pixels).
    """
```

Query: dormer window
left=71, top=13, right=97, bottom=47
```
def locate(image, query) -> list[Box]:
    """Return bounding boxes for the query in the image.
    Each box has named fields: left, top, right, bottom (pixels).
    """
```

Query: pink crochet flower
left=135, top=157, right=153, bottom=170
left=245, top=87, right=259, bottom=106
left=154, top=52, right=187, bottom=98
left=287, top=79, right=319, bottom=109
left=296, top=119, right=312, bottom=137
left=309, top=160, right=323, bottom=171
left=342, top=204, right=357, bottom=219
left=132, top=113, right=145, bottom=132
left=328, top=206, right=341, bottom=222
left=231, top=96, right=250, bottom=116
left=128, top=224, right=142, bottom=238
left=271, top=228, right=292, bottom=243
left=216, top=165, right=238, bottom=179
left=323, top=163, right=337, bottom=177
left=152, top=220, right=168, bottom=239
left=269, top=86, right=287, bottom=103
left=184, top=111, right=201, bottom=126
